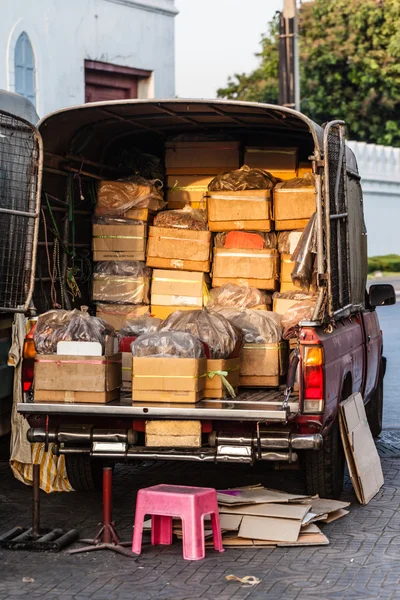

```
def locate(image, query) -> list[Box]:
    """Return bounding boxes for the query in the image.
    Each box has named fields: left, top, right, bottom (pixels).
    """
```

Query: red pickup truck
left=0, top=98, right=395, bottom=499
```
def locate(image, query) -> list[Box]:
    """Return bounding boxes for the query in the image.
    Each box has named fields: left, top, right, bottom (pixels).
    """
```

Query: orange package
left=223, top=231, right=265, bottom=250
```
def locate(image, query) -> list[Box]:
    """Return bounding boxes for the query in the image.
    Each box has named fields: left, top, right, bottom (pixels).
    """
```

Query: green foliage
left=217, top=0, right=400, bottom=147
left=368, top=254, right=400, bottom=273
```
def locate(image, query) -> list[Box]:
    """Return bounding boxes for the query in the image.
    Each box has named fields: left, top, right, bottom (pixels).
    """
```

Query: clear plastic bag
left=93, top=261, right=151, bottom=304
left=93, top=216, right=145, bottom=226
left=216, top=308, right=282, bottom=344
left=153, top=206, right=207, bottom=231
left=208, top=284, right=272, bottom=310
left=272, top=290, right=317, bottom=301
left=34, top=307, right=114, bottom=354
left=275, top=172, right=315, bottom=189
left=95, top=176, right=165, bottom=217
left=160, top=309, right=243, bottom=359
left=214, top=231, right=277, bottom=249
left=208, top=165, right=277, bottom=191
left=131, top=331, right=205, bottom=358
left=119, top=315, right=162, bottom=339
left=281, top=300, right=316, bottom=339
left=277, top=230, right=304, bottom=254
left=291, top=213, right=317, bottom=290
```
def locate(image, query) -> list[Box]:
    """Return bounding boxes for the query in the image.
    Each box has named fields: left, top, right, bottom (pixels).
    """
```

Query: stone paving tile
left=2, top=445, right=400, bottom=599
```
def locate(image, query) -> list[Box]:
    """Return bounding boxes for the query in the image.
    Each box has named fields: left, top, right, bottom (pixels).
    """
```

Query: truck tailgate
left=18, top=389, right=298, bottom=422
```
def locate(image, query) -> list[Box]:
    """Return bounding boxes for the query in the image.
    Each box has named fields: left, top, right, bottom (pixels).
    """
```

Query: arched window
left=15, top=32, right=36, bottom=107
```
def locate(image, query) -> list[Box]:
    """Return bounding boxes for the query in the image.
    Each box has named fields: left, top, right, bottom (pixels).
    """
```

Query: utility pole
left=279, top=0, right=300, bottom=111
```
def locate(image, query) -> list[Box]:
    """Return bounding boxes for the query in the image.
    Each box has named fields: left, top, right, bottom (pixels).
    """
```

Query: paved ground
left=1, top=435, right=400, bottom=600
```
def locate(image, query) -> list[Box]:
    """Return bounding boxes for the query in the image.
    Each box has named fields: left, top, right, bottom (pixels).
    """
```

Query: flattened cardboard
left=147, top=226, right=211, bottom=273
left=132, top=357, right=207, bottom=403
left=240, top=342, right=288, bottom=387
left=217, top=487, right=310, bottom=506
left=145, top=420, right=201, bottom=447
left=207, top=190, right=273, bottom=232
left=204, top=357, right=240, bottom=399
left=212, top=248, right=279, bottom=290
left=96, top=304, right=149, bottom=332
left=243, top=147, right=298, bottom=171
left=321, top=509, right=350, bottom=524
left=238, top=514, right=301, bottom=543
left=274, top=186, right=316, bottom=230
left=166, top=174, right=213, bottom=210
left=34, top=353, right=122, bottom=394
left=34, top=388, right=119, bottom=404
left=151, top=270, right=205, bottom=307
left=92, top=223, right=146, bottom=261
left=165, top=141, right=240, bottom=171
left=219, top=502, right=310, bottom=521
left=339, top=393, right=384, bottom=505
left=277, top=531, right=329, bottom=547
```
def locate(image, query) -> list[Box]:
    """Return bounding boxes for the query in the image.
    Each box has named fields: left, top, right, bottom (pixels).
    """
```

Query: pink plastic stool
left=132, top=484, right=224, bottom=560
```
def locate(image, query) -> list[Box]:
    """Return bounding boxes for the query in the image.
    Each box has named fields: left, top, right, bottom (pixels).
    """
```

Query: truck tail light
left=303, top=346, right=324, bottom=414
left=22, top=320, right=37, bottom=393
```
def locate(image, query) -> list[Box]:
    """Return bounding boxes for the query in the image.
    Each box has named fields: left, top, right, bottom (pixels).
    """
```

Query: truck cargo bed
left=18, top=389, right=298, bottom=422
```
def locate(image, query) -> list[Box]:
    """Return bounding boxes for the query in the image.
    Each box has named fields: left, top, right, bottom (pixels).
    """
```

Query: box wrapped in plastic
left=160, top=309, right=243, bottom=359
left=93, top=261, right=151, bottom=304
left=214, top=231, right=277, bottom=249
left=215, top=308, right=282, bottom=344
left=208, top=284, right=271, bottom=311
left=131, top=331, right=205, bottom=358
left=153, top=206, right=207, bottom=231
left=34, top=307, right=114, bottom=355
left=281, top=300, right=316, bottom=339
left=208, top=165, right=277, bottom=191
left=277, top=230, right=303, bottom=254
left=291, top=213, right=317, bottom=291
left=95, top=176, right=165, bottom=217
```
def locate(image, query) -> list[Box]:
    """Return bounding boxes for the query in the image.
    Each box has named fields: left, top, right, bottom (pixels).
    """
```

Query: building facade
left=348, top=141, right=400, bottom=257
left=0, top=0, right=177, bottom=117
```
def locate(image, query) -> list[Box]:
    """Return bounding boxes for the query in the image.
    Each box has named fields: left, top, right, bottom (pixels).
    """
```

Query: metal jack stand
left=68, top=466, right=135, bottom=558
left=0, top=464, right=79, bottom=551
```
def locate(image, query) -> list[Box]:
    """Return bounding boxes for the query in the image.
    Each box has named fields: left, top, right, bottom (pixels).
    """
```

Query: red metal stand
left=68, top=466, right=135, bottom=557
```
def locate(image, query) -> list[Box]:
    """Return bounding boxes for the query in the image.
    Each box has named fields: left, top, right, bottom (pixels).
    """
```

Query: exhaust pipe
left=208, top=431, right=322, bottom=451
left=28, top=427, right=137, bottom=445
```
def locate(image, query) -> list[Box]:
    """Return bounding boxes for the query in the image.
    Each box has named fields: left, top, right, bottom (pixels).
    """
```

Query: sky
left=174, top=0, right=283, bottom=99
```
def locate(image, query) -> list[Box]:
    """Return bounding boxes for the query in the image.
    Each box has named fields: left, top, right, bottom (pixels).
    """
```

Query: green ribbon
left=207, top=370, right=236, bottom=398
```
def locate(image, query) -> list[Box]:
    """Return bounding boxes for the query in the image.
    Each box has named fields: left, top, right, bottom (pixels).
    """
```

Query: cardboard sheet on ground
left=219, top=502, right=311, bottom=521
left=217, top=487, right=311, bottom=506
left=339, top=393, right=384, bottom=505
left=238, top=514, right=301, bottom=543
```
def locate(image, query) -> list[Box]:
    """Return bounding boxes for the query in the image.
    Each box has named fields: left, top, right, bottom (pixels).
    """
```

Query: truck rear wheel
left=365, top=358, right=385, bottom=438
left=303, top=416, right=345, bottom=499
left=65, top=455, right=103, bottom=492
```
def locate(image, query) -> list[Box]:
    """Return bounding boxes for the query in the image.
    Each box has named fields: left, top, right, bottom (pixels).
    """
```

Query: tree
left=217, top=0, right=400, bottom=146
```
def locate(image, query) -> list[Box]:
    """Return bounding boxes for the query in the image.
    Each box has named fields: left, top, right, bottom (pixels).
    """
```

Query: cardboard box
left=34, top=353, right=122, bottom=403
left=280, top=253, right=294, bottom=284
left=298, top=162, right=313, bottom=178
left=151, top=270, right=206, bottom=308
left=280, top=281, right=298, bottom=292
left=92, top=274, right=150, bottom=304
left=166, top=175, right=213, bottom=210
left=146, top=226, right=211, bottom=273
left=244, top=147, right=298, bottom=172
left=150, top=305, right=201, bottom=320
left=239, top=342, right=288, bottom=387
left=274, top=186, right=316, bottom=231
left=165, top=141, right=240, bottom=173
left=123, top=207, right=155, bottom=222
left=96, top=180, right=163, bottom=214
left=145, top=420, right=202, bottom=447
left=122, top=351, right=132, bottom=392
left=96, top=304, right=149, bottom=332
left=212, top=248, right=279, bottom=290
left=207, top=190, right=273, bottom=232
left=273, top=298, right=300, bottom=315
left=132, top=356, right=207, bottom=403
left=204, top=357, right=240, bottom=399
left=92, top=223, right=146, bottom=261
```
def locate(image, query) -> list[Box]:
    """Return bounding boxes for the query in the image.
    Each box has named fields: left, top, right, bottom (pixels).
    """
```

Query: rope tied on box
left=207, top=370, right=236, bottom=398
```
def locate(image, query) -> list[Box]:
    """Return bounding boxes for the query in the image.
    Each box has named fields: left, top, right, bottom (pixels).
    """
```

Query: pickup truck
left=0, top=98, right=395, bottom=499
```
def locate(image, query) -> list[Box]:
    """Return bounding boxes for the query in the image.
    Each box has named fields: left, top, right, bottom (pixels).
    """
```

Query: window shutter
left=14, top=32, right=36, bottom=107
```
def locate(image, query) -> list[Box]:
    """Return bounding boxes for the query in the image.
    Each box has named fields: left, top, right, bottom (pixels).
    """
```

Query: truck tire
left=65, top=455, right=103, bottom=492
left=365, top=358, right=385, bottom=438
left=303, top=416, right=345, bottom=500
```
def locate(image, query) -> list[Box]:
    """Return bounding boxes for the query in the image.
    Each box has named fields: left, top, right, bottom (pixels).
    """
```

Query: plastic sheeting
left=131, top=331, right=205, bottom=358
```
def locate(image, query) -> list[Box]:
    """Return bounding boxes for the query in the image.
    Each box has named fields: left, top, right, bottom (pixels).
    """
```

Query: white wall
left=0, top=0, right=177, bottom=117
left=348, top=141, right=400, bottom=257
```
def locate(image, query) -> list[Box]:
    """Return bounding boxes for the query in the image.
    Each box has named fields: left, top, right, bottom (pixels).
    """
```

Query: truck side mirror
left=368, top=284, right=396, bottom=308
